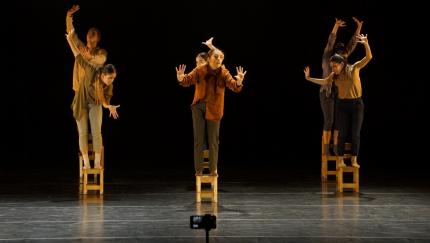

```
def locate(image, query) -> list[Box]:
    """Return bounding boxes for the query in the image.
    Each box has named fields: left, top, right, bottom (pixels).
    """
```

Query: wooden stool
left=82, top=167, right=104, bottom=194
left=78, top=136, right=105, bottom=194
left=196, top=150, right=218, bottom=203
left=79, top=135, right=95, bottom=180
left=321, top=141, right=351, bottom=182
left=336, top=155, right=359, bottom=193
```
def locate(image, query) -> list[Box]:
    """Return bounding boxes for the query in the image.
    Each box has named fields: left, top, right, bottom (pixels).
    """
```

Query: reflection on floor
left=0, top=169, right=429, bottom=242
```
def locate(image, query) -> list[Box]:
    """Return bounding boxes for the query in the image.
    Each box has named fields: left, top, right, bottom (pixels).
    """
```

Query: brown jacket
left=72, top=55, right=113, bottom=120
left=180, top=64, right=243, bottom=121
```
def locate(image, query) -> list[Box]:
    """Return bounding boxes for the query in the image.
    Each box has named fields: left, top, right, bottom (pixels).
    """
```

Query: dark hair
left=330, top=53, right=346, bottom=64
left=87, top=27, right=101, bottom=39
left=96, top=64, right=116, bottom=102
left=333, top=42, right=348, bottom=58
left=101, top=64, right=116, bottom=75
left=196, top=52, right=208, bottom=60
left=334, top=42, right=345, bottom=52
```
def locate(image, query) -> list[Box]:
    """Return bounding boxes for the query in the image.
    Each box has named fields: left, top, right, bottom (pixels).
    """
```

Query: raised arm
left=66, top=29, right=80, bottom=57
left=66, top=5, right=79, bottom=33
left=66, top=29, right=97, bottom=71
left=322, top=19, right=345, bottom=76
left=176, top=64, right=197, bottom=87
left=324, top=18, right=346, bottom=54
left=66, top=5, right=84, bottom=49
left=345, top=17, right=364, bottom=57
left=353, top=34, right=372, bottom=70
left=202, top=37, right=217, bottom=50
left=224, top=66, right=246, bottom=93
left=304, top=66, right=334, bottom=85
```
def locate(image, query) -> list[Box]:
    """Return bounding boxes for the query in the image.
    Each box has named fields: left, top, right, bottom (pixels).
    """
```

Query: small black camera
left=190, top=214, right=216, bottom=230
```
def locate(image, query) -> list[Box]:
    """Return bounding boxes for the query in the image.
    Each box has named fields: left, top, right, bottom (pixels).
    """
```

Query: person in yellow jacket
left=66, top=5, right=108, bottom=92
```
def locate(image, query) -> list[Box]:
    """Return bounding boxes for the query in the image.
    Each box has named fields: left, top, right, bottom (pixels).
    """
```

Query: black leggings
left=336, top=98, right=364, bottom=156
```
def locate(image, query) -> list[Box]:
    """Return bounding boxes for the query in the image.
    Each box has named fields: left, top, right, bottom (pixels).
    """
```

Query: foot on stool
left=83, top=162, right=91, bottom=170
left=210, top=170, right=218, bottom=176
left=351, top=156, right=360, bottom=168
left=94, top=162, right=102, bottom=169
left=82, top=154, right=91, bottom=169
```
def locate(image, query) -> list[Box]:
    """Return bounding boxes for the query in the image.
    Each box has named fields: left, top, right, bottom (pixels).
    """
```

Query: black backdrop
left=5, top=0, right=426, bottom=179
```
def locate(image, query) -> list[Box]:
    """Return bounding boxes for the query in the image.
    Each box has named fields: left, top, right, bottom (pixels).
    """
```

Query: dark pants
left=336, top=98, right=364, bottom=156
left=319, top=91, right=335, bottom=131
left=191, top=103, right=220, bottom=173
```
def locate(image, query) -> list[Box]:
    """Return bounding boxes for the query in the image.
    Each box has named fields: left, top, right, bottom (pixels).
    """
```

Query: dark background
left=4, top=0, right=427, bottom=180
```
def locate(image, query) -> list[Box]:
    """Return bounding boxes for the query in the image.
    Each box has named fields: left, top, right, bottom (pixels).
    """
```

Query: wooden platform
left=321, top=142, right=351, bottom=182
left=336, top=163, right=360, bottom=192
left=196, top=149, right=218, bottom=202
left=78, top=136, right=105, bottom=195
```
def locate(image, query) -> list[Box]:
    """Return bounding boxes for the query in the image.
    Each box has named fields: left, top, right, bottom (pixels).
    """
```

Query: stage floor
left=1, top=169, right=429, bottom=242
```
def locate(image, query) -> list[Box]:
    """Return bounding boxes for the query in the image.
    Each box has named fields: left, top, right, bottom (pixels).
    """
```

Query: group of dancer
left=65, top=5, right=371, bottom=175
left=304, top=17, right=372, bottom=168
left=66, top=5, right=119, bottom=170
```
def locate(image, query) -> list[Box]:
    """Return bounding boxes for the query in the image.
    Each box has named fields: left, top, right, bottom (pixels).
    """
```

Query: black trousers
left=336, top=98, right=364, bottom=156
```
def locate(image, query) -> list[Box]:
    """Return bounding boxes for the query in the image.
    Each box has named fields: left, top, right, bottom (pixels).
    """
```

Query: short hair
left=196, top=52, right=208, bottom=60
left=101, top=64, right=116, bottom=75
left=334, top=42, right=345, bottom=51
left=334, top=42, right=348, bottom=58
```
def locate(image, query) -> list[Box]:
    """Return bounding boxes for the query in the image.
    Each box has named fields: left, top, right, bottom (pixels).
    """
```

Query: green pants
left=191, top=103, right=220, bottom=173
left=76, top=103, right=103, bottom=153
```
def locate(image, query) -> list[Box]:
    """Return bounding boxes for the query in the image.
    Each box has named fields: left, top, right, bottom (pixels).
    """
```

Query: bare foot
left=351, top=162, right=360, bottom=168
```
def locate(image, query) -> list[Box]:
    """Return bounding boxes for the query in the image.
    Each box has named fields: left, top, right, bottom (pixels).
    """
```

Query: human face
left=86, top=28, right=100, bottom=46
left=208, top=49, right=224, bottom=70
left=196, top=56, right=206, bottom=67
left=101, top=73, right=116, bottom=86
left=330, top=61, right=344, bottom=75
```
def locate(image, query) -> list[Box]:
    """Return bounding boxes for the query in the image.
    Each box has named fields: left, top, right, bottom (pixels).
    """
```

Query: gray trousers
left=76, top=103, right=103, bottom=153
left=191, top=103, right=220, bottom=173
left=319, top=91, right=335, bottom=131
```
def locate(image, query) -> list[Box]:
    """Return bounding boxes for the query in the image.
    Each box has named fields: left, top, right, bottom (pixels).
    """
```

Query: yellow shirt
left=334, top=54, right=372, bottom=99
